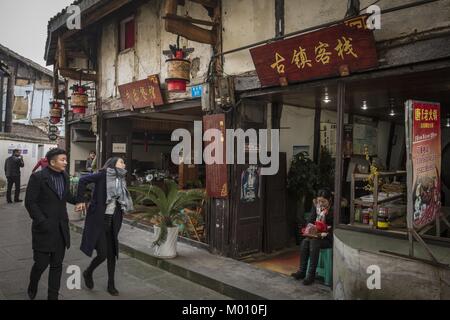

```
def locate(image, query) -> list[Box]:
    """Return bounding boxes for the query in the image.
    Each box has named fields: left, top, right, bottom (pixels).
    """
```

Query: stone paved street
left=0, top=195, right=229, bottom=300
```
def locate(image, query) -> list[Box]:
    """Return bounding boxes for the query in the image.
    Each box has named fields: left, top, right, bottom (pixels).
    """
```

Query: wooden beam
left=163, top=13, right=217, bottom=27
left=57, top=37, right=66, bottom=69
left=83, top=0, right=133, bottom=28
left=189, top=0, right=217, bottom=8
left=66, top=51, right=89, bottom=59
left=59, top=68, right=98, bottom=82
left=165, top=18, right=216, bottom=45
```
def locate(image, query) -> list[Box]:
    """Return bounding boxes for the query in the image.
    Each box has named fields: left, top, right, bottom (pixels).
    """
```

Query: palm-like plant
left=129, top=180, right=205, bottom=247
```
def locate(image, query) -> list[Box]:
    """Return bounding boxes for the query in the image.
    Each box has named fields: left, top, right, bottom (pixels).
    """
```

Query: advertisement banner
left=407, top=100, right=441, bottom=229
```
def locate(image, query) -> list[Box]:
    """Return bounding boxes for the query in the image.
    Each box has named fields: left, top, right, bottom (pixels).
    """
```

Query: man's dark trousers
left=6, top=176, right=21, bottom=202
left=29, top=226, right=66, bottom=300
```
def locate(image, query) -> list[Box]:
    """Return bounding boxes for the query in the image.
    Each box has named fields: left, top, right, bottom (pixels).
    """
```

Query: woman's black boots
left=83, top=270, right=94, bottom=289
left=107, top=281, right=119, bottom=296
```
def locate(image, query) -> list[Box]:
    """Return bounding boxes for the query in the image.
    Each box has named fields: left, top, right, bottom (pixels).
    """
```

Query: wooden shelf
left=350, top=171, right=407, bottom=227
left=353, top=171, right=406, bottom=180
left=353, top=193, right=404, bottom=206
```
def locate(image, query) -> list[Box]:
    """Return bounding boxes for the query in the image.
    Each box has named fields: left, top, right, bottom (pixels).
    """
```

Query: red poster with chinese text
left=410, top=101, right=441, bottom=229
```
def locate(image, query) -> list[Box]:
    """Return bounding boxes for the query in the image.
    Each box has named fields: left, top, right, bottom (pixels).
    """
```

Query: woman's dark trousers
left=299, top=238, right=331, bottom=278
left=85, top=215, right=116, bottom=286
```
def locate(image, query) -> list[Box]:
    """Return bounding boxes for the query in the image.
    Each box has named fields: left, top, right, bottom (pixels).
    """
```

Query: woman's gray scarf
left=105, top=168, right=134, bottom=214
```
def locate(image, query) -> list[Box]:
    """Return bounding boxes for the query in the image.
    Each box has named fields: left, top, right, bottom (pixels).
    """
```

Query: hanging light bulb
left=446, top=116, right=450, bottom=128
left=389, top=98, right=395, bottom=116
left=361, top=100, right=368, bottom=110
left=323, top=87, right=331, bottom=104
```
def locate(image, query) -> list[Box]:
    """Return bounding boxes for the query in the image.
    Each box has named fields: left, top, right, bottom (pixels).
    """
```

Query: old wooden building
left=45, top=0, right=450, bottom=299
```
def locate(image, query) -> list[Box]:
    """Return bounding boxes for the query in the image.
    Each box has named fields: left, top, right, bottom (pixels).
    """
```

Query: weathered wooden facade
left=45, top=0, right=450, bottom=298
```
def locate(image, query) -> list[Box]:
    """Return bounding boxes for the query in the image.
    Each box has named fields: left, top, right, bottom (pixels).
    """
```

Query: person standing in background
left=4, top=149, right=25, bottom=203
left=86, top=151, right=96, bottom=173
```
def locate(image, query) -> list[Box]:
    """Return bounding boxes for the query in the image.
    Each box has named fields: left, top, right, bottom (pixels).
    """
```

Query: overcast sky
left=0, top=0, right=74, bottom=68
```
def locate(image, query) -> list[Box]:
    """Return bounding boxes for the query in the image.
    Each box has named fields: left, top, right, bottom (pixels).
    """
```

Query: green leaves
left=287, top=148, right=335, bottom=201
left=130, top=180, right=205, bottom=247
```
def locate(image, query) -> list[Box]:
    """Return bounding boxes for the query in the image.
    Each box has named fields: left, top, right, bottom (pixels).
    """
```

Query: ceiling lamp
left=361, top=100, right=368, bottom=110
left=323, top=88, right=331, bottom=104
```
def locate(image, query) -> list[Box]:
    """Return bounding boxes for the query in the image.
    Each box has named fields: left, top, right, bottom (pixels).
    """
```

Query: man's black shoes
left=14, top=199, right=23, bottom=203
left=291, top=270, right=306, bottom=280
left=83, top=270, right=94, bottom=289
left=27, top=283, right=37, bottom=300
left=303, top=276, right=315, bottom=286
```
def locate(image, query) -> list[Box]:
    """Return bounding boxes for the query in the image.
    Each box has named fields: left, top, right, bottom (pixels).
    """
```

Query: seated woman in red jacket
left=291, top=188, right=333, bottom=285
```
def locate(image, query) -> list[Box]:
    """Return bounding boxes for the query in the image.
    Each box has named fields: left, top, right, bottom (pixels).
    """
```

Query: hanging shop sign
left=203, top=113, right=228, bottom=199
left=48, top=133, right=58, bottom=141
left=70, top=84, right=89, bottom=114
left=49, top=125, right=59, bottom=133
left=49, top=100, right=64, bottom=124
left=250, top=15, right=378, bottom=87
left=112, top=143, right=127, bottom=154
left=165, top=49, right=191, bottom=92
left=118, top=75, right=164, bottom=109
left=406, top=100, right=441, bottom=229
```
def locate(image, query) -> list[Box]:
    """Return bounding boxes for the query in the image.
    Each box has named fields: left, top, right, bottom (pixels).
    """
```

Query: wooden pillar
left=334, top=81, right=345, bottom=226
left=313, top=94, right=322, bottom=163
left=275, top=0, right=285, bottom=37
left=4, top=72, right=14, bottom=133
left=64, top=79, right=71, bottom=171
left=0, top=75, right=4, bottom=132
left=385, top=122, right=396, bottom=170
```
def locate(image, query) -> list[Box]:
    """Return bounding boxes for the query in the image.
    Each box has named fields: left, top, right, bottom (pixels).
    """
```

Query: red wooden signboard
left=118, top=75, right=164, bottom=109
left=204, top=113, right=228, bottom=199
left=250, top=16, right=378, bottom=87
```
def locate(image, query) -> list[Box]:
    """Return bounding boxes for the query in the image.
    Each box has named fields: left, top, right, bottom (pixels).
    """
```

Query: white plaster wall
left=280, top=105, right=315, bottom=171
left=100, top=19, right=118, bottom=99
left=69, top=141, right=95, bottom=176
left=222, top=0, right=275, bottom=75
left=98, top=0, right=214, bottom=101
left=136, top=1, right=162, bottom=80
left=285, top=0, right=450, bottom=42
left=0, top=139, right=56, bottom=187
left=159, top=1, right=213, bottom=85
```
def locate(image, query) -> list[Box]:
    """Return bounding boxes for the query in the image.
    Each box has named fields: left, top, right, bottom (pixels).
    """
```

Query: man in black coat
left=4, top=149, right=25, bottom=203
left=25, top=148, right=82, bottom=300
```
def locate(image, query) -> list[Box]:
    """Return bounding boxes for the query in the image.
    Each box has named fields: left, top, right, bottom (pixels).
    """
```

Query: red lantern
left=49, top=100, right=63, bottom=124
left=71, top=84, right=89, bottom=114
left=166, top=49, right=191, bottom=92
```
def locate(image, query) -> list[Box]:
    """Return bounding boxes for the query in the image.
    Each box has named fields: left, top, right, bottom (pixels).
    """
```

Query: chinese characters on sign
left=250, top=16, right=378, bottom=87
left=118, top=75, right=164, bottom=109
left=407, top=100, right=441, bottom=229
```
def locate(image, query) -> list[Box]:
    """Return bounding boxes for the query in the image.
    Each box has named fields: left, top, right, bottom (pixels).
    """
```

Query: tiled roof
left=0, top=43, right=53, bottom=77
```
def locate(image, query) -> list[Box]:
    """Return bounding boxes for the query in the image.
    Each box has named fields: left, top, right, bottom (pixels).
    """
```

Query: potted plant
left=287, top=151, right=319, bottom=218
left=130, top=180, right=204, bottom=258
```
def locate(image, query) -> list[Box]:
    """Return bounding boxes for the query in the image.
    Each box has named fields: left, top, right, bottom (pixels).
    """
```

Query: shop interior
left=116, top=107, right=208, bottom=244
left=243, top=66, right=450, bottom=281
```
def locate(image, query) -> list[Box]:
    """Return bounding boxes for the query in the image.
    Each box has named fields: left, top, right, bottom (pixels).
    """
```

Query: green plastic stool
left=306, top=248, right=333, bottom=286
